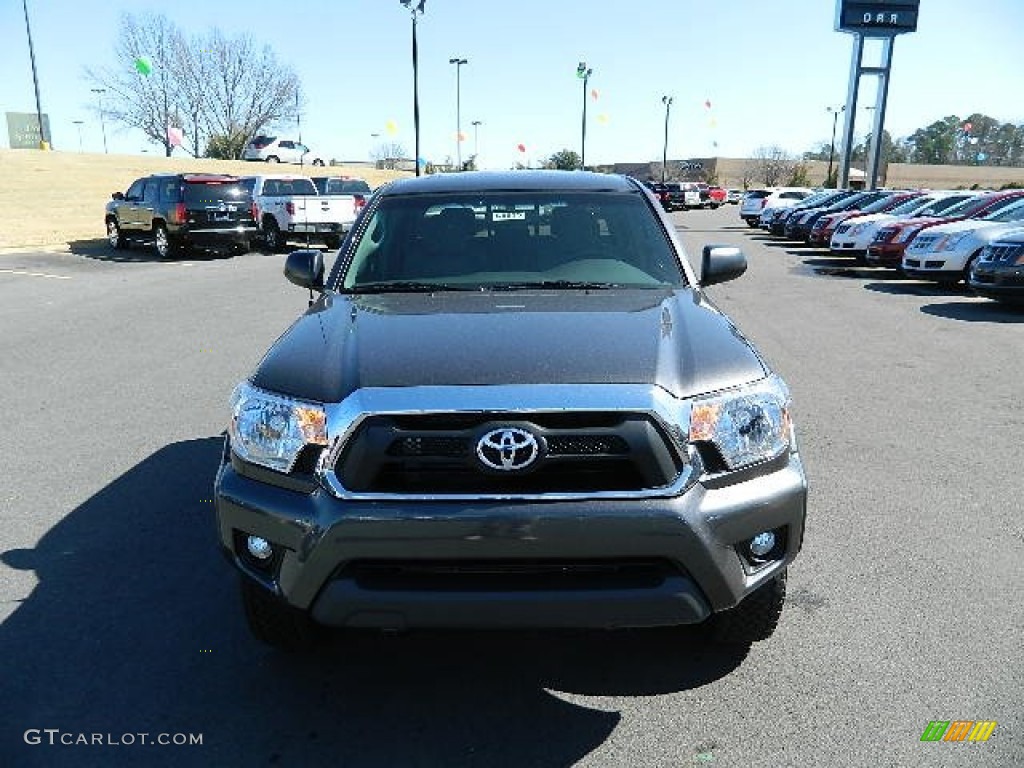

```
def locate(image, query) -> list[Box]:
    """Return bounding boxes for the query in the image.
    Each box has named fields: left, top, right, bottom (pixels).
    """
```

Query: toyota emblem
left=476, top=427, right=540, bottom=471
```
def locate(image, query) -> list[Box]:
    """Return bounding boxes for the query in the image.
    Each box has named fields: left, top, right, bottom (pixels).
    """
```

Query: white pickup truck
left=243, top=174, right=355, bottom=251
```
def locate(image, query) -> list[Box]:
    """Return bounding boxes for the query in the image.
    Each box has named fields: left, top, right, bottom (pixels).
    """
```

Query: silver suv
left=242, top=135, right=325, bottom=166
left=740, top=188, right=813, bottom=227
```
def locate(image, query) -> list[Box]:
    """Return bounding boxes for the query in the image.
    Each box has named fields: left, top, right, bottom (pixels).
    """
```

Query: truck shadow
left=67, top=239, right=238, bottom=264
left=0, top=437, right=747, bottom=768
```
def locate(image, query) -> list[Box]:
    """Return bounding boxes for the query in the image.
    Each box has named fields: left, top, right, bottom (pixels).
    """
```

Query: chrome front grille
left=984, top=244, right=1024, bottom=263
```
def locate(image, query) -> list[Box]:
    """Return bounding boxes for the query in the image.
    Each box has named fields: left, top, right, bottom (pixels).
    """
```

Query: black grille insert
left=336, top=412, right=683, bottom=494
left=339, top=559, right=681, bottom=591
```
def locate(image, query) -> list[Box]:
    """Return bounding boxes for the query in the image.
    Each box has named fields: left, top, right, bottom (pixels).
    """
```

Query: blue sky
left=1, top=0, right=1021, bottom=169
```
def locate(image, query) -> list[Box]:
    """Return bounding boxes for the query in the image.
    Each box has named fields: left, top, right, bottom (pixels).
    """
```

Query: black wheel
left=312, top=158, right=325, bottom=167
left=709, top=571, right=786, bottom=645
left=262, top=219, right=284, bottom=252
left=323, top=234, right=342, bottom=250
left=153, top=224, right=178, bottom=259
left=240, top=578, right=320, bottom=651
left=265, top=155, right=280, bottom=163
left=746, top=220, right=759, bottom=228
left=106, top=218, right=126, bottom=249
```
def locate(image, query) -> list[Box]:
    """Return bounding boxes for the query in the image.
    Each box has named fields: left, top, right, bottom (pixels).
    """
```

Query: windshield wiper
left=345, top=281, right=477, bottom=294
left=484, top=280, right=622, bottom=291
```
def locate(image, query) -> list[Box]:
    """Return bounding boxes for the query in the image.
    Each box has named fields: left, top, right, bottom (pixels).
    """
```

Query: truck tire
left=240, top=578, right=320, bottom=651
left=153, top=223, right=179, bottom=260
left=106, top=218, right=126, bottom=249
left=709, top=570, right=787, bottom=645
left=262, top=218, right=284, bottom=252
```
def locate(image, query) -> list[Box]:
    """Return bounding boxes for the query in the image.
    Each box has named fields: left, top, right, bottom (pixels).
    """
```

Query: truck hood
left=251, top=289, right=768, bottom=404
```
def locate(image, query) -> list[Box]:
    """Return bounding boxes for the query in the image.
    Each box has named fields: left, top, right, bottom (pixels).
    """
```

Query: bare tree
left=749, top=145, right=799, bottom=186
left=199, top=28, right=299, bottom=159
left=86, top=13, right=300, bottom=158
left=370, top=142, right=407, bottom=170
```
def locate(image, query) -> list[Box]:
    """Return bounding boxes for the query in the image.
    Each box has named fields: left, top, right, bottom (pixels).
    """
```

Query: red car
left=866, top=190, right=1024, bottom=267
left=707, top=186, right=728, bottom=208
left=807, top=191, right=912, bottom=247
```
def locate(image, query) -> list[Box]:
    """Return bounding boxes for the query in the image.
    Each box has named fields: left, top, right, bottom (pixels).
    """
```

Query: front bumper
left=865, top=242, right=905, bottom=266
left=215, top=447, right=807, bottom=630
left=969, top=265, right=1024, bottom=300
left=184, top=226, right=259, bottom=249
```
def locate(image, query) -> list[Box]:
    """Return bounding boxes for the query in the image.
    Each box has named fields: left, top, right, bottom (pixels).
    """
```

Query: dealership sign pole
left=834, top=0, right=919, bottom=189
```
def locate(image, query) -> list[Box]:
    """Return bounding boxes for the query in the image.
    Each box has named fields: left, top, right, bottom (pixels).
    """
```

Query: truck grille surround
left=332, top=411, right=685, bottom=496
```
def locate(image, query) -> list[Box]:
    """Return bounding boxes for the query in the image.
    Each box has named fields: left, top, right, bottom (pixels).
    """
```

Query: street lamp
left=576, top=61, right=593, bottom=170
left=471, top=120, right=482, bottom=165
left=91, top=88, right=108, bottom=153
left=826, top=105, right=846, bottom=188
left=399, top=0, right=426, bottom=176
left=22, top=0, right=48, bottom=149
left=72, top=120, right=84, bottom=152
left=449, top=57, right=468, bottom=170
left=661, top=96, right=673, bottom=184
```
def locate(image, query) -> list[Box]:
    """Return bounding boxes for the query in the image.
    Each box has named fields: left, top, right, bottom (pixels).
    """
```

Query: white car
left=828, top=192, right=976, bottom=256
left=902, top=199, right=1024, bottom=283
left=242, top=135, right=325, bottom=166
left=740, top=187, right=812, bottom=227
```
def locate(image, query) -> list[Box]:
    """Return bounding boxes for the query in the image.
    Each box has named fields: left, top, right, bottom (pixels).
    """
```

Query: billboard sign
left=835, top=0, right=919, bottom=35
left=6, top=112, right=51, bottom=149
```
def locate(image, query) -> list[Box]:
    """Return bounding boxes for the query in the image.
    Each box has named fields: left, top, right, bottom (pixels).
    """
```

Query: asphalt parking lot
left=0, top=206, right=1020, bottom=767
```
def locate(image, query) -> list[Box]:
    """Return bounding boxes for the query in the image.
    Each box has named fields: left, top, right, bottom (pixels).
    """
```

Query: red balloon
left=517, top=143, right=526, bottom=153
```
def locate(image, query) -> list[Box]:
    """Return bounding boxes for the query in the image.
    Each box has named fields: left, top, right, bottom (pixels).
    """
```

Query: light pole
left=72, top=120, right=84, bottom=152
left=449, top=58, right=467, bottom=170
left=91, top=88, right=108, bottom=153
left=576, top=61, right=592, bottom=170
left=661, top=96, right=673, bottom=184
left=22, top=0, right=48, bottom=149
left=826, top=105, right=846, bottom=187
left=400, top=0, right=426, bottom=176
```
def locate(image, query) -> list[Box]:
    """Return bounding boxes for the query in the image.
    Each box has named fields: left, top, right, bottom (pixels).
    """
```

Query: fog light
left=749, top=531, right=776, bottom=558
left=246, top=535, right=273, bottom=561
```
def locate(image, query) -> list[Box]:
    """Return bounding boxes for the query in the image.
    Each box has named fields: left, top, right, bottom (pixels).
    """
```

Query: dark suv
left=215, top=170, right=807, bottom=652
left=105, top=173, right=258, bottom=259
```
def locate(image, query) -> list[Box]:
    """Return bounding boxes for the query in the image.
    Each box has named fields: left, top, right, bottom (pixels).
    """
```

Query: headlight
left=895, top=226, right=921, bottom=243
left=938, top=232, right=970, bottom=251
left=229, top=382, right=328, bottom=472
left=689, top=377, right=792, bottom=471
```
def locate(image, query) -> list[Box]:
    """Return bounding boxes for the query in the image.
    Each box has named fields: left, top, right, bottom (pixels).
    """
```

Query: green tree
left=547, top=149, right=581, bottom=170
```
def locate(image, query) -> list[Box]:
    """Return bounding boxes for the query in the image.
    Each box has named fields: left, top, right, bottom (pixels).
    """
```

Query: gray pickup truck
left=215, top=171, right=807, bottom=651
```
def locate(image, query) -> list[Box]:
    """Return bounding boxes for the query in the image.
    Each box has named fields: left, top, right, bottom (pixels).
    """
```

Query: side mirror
left=111, top=192, right=124, bottom=200
left=701, top=245, right=747, bottom=287
left=284, top=249, right=325, bottom=290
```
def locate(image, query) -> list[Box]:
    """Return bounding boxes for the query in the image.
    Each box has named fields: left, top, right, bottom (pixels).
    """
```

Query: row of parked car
left=104, top=172, right=372, bottom=259
left=739, top=185, right=1024, bottom=305
left=643, top=181, right=737, bottom=211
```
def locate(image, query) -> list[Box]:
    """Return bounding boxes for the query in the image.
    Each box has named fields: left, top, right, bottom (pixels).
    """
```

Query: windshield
left=860, top=194, right=908, bottom=214
left=315, top=178, right=372, bottom=196
left=336, top=191, right=686, bottom=291
left=934, top=195, right=990, bottom=217
left=889, top=195, right=941, bottom=215
left=983, top=198, right=1024, bottom=222
left=183, top=182, right=249, bottom=203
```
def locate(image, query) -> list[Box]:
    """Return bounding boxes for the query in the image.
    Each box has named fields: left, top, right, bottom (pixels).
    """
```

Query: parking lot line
left=0, top=268, right=72, bottom=280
